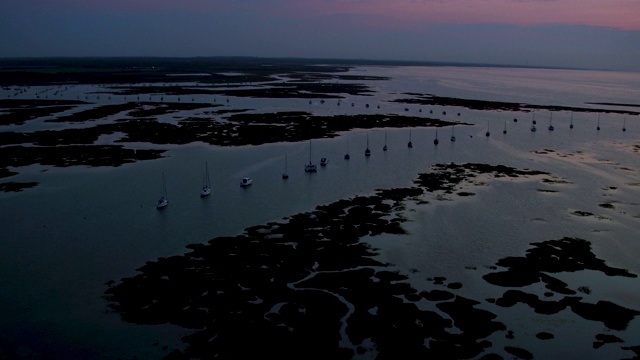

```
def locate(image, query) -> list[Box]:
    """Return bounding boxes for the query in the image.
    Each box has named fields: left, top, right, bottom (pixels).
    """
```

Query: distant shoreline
left=0, top=56, right=623, bottom=73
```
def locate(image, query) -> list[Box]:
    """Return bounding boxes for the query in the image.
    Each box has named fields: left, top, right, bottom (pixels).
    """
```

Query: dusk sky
left=1, top=0, right=639, bottom=71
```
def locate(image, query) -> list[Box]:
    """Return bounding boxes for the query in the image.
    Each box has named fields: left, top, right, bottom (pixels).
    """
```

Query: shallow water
left=1, top=65, right=640, bottom=358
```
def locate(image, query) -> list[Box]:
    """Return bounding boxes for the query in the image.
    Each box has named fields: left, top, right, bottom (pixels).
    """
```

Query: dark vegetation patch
left=457, top=191, right=475, bottom=196
left=578, top=286, right=592, bottom=294
left=572, top=211, right=594, bottom=217
left=484, top=237, right=637, bottom=287
left=0, top=57, right=357, bottom=86
left=542, top=178, right=572, bottom=184
left=486, top=238, right=639, bottom=331
left=0, top=181, right=38, bottom=192
left=414, top=163, right=548, bottom=193
left=0, top=168, right=18, bottom=178
left=46, top=102, right=139, bottom=123
left=0, top=145, right=165, bottom=170
left=536, top=332, right=554, bottom=340
left=391, top=93, right=639, bottom=116
left=0, top=99, right=86, bottom=125
left=106, top=181, right=502, bottom=359
left=0, top=99, right=86, bottom=109
left=0, top=110, right=463, bottom=178
left=284, top=72, right=389, bottom=82
left=41, top=101, right=223, bottom=123
left=586, top=102, right=640, bottom=108
left=104, top=163, right=637, bottom=359
left=109, top=82, right=374, bottom=99
left=104, top=164, right=544, bottom=358
left=622, top=346, right=640, bottom=357
left=593, top=334, right=623, bottom=349
left=504, top=346, right=533, bottom=360
left=420, top=290, right=455, bottom=302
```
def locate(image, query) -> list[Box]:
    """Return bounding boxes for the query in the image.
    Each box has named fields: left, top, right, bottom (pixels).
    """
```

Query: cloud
left=3, top=0, right=638, bottom=29
left=1, top=0, right=638, bottom=71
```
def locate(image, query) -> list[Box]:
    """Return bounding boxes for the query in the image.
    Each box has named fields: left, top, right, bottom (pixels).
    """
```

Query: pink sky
left=2, top=0, right=638, bottom=70
left=283, top=0, right=640, bottom=30
left=55, top=0, right=640, bottom=30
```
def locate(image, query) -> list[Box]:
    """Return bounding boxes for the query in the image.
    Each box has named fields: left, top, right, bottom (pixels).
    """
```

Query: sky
left=1, top=0, right=639, bottom=71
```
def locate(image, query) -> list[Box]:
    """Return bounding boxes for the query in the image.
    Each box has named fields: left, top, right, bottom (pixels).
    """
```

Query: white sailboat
left=570, top=112, right=574, bottom=129
left=344, top=136, right=350, bottom=160
left=383, top=131, right=388, bottom=151
left=200, top=161, right=211, bottom=197
left=365, top=133, right=371, bottom=156
left=240, top=177, right=253, bottom=187
left=157, top=172, right=168, bottom=209
left=304, top=140, right=317, bottom=172
left=282, top=154, right=289, bottom=179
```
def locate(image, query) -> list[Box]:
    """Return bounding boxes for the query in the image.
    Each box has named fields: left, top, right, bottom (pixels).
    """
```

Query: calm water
left=1, top=65, right=640, bottom=359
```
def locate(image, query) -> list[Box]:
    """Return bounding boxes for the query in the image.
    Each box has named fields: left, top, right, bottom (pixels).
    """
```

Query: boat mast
left=163, top=172, right=167, bottom=198
left=570, top=112, right=574, bottom=129
left=205, top=161, right=210, bottom=188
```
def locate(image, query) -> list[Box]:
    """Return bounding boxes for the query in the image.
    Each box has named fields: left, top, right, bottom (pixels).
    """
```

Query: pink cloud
left=272, top=0, right=640, bottom=30
left=17, top=0, right=640, bottom=29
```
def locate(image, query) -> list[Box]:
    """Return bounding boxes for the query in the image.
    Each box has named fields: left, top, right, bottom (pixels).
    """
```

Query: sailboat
left=157, top=172, right=168, bottom=209
left=304, top=140, right=317, bottom=172
left=344, top=136, right=350, bottom=160
left=623, top=117, right=627, bottom=132
left=485, top=121, right=490, bottom=137
left=383, top=131, right=388, bottom=151
left=282, top=154, right=289, bottom=179
left=503, top=119, right=507, bottom=134
left=530, top=111, right=537, bottom=131
left=450, top=125, right=456, bottom=142
left=408, top=128, right=413, bottom=148
left=433, top=128, right=439, bottom=145
left=570, top=112, right=574, bottom=129
left=548, top=112, right=554, bottom=131
left=597, top=114, right=601, bottom=131
left=200, top=161, right=212, bottom=197
left=365, top=133, right=371, bottom=156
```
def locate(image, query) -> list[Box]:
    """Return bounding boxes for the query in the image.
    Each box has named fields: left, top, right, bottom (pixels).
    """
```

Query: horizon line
left=0, top=55, right=628, bottom=73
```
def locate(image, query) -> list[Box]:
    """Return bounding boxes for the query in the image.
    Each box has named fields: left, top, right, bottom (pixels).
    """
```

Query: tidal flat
left=1, top=58, right=640, bottom=359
